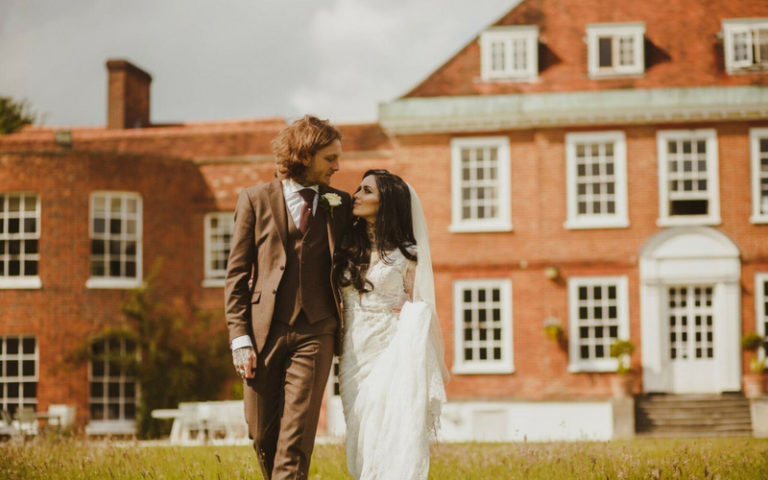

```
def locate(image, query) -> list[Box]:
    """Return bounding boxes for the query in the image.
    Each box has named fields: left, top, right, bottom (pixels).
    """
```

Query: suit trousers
left=244, top=311, right=337, bottom=480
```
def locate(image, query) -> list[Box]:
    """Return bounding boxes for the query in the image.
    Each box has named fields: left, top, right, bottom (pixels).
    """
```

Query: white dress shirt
left=282, top=178, right=319, bottom=228
left=231, top=179, right=320, bottom=351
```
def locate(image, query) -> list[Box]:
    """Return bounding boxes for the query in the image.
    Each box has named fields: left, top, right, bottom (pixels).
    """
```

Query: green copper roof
left=378, top=86, right=768, bottom=134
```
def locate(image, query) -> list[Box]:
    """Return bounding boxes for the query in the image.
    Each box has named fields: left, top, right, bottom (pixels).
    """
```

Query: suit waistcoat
left=274, top=203, right=337, bottom=325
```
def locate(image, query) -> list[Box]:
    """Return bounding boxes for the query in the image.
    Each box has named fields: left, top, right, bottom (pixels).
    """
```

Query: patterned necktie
left=298, top=188, right=316, bottom=234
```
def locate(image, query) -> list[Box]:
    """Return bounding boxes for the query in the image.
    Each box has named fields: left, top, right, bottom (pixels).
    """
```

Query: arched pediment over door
left=639, top=227, right=741, bottom=394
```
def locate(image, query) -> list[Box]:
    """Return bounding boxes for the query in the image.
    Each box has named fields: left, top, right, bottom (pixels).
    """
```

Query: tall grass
left=1, top=437, right=767, bottom=479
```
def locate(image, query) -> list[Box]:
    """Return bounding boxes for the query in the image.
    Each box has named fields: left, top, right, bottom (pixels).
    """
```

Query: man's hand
left=232, top=347, right=257, bottom=379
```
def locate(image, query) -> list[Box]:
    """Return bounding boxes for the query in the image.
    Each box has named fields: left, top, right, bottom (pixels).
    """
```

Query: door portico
left=639, top=227, right=741, bottom=394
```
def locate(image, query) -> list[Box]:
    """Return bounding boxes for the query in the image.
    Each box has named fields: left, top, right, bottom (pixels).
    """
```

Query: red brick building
left=376, top=0, right=768, bottom=440
left=1, top=0, right=767, bottom=440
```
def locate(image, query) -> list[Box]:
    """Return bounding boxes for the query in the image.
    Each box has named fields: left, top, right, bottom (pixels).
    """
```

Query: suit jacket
left=224, top=179, right=352, bottom=355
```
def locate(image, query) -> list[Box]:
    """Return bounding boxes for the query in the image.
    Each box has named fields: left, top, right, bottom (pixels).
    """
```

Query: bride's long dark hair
left=334, top=169, right=417, bottom=293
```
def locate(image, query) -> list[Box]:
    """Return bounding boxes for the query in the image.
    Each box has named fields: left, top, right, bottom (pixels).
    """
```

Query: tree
left=66, top=262, right=233, bottom=438
left=0, top=97, right=36, bottom=134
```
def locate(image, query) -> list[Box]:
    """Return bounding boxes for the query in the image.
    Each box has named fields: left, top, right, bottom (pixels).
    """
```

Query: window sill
left=749, top=215, right=768, bottom=225
left=564, top=218, right=630, bottom=230
left=656, top=216, right=721, bottom=227
left=449, top=222, right=513, bottom=233
left=202, top=278, right=226, bottom=288
left=568, top=363, right=618, bottom=373
left=0, top=277, right=42, bottom=289
left=726, top=66, right=768, bottom=75
left=479, top=75, right=539, bottom=83
left=86, top=278, right=142, bottom=289
left=587, top=71, right=644, bottom=79
left=452, top=363, right=515, bottom=375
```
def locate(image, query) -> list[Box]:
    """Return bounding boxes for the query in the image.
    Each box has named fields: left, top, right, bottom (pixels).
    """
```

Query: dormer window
left=586, top=23, right=645, bottom=77
left=723, top=19, right=768, bottom=73
left=480, top=26, right=539, bottom=82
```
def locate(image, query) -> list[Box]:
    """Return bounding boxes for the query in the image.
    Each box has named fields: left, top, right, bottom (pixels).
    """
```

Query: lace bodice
left=341, top=248, right=415, bottom=315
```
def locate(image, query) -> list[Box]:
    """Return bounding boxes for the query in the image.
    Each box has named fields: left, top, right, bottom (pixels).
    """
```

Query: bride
left=334, top=169, right=448, bottom=480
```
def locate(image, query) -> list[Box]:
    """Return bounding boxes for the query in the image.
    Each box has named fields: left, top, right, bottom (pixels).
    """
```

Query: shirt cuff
left=231, top=335, right=254, bottom=351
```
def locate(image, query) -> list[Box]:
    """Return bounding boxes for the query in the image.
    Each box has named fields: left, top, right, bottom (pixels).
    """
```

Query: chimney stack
left=106, top=59, right=152, bottom=129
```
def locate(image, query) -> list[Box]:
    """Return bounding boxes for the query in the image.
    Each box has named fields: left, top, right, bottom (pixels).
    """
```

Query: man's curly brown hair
left=272, top=115, right=342, bottom=181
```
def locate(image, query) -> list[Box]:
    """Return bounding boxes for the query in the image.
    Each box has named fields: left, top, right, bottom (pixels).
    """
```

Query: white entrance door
left=639, top=227, right=742, bottom=394
left=666, top=285, right=716, bottom=393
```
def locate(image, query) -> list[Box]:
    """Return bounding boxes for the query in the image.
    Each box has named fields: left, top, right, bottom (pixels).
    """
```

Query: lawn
left=1, top=437, right=768, bottom=479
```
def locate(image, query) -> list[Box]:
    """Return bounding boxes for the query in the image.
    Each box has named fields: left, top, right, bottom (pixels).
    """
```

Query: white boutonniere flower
left=321, top=192, right=342, bottom=218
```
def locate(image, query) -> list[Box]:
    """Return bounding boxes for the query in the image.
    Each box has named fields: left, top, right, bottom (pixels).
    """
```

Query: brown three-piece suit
left=224, top=179, right=351, bottom=479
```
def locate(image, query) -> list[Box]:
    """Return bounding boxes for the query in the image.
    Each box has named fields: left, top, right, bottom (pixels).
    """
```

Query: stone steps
left=635, top=393, right=753, bottom=437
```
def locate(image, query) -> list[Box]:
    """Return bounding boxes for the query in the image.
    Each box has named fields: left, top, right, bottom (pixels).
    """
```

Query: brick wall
left=406, top=0, right=768, bottom=98
left=0, top=150, right=218, bottom=422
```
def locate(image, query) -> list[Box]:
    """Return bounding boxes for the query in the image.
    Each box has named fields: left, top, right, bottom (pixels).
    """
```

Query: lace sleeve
left=403, top=260, right=416, bottom=301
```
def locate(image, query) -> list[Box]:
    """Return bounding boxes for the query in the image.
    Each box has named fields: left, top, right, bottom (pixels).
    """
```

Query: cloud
left=0, top=0, right=516, bottom=126
left=290, top=0, right=515, bottom=122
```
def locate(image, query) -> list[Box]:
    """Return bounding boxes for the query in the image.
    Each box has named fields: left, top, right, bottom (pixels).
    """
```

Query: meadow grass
left=1, top=437, right=768, bottom=479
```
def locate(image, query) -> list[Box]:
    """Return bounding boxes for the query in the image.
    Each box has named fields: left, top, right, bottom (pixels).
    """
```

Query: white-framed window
left=0, top=336, right=38, bottom=416
left=86, top=192, right=142, bottom=289
left=750, top=128, right=768, bottom=223
left=568, top=277, right=630, bottom=372
left=203, top=212, right=234, bottom=287
left=723, top=19, right=768, bottom=73
left=480, top=26, right=539, bottom=82
left=88, top=336, right=137, bottom=434
left=453, top=279, right=514, bottom=374
left=586, top=23, right=645, bottom=77
left=564, top=131, right=629, bottom=229
left=0, top=193, right=41, bottom=289
left=757, top=274, right=768, bottom=362
left=450, top=137, right=512, bottom=232
left=656, top=129, right=720, bottom=226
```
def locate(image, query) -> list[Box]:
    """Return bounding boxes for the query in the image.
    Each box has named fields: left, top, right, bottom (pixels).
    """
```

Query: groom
left=224, top=115, right=351, bottom=480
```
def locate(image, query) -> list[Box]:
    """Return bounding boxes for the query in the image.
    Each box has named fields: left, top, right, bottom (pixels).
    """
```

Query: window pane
left=6, top=338, right=19, bottom=354
left=598, top=37, right=613, bottom=67
left=23, top=218, right=36, bottom=233
left=91, top=382, right=104, bottom=397
left=108, top=404, right=120, bottom=420
left=23, top=195, right=36, bottom=212
left=24, top=240, right=37, bottom=254
left=91, top=404, right=104, bottom=420
left=91, top=260, right=105, bottom=276
left=108, top=382, right=120, bottom=399
left=91, top=240, right=105, bottom=255
left=22, top=383, right=36, bottom=398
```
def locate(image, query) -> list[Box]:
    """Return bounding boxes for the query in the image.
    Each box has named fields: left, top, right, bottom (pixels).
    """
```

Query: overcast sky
left=1, top=0, right=517, bottom=127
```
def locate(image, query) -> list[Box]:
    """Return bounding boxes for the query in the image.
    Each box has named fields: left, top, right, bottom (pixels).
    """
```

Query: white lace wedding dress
left=339, top=248, right=446, bottom=480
